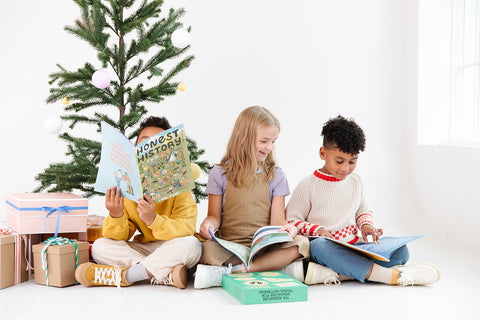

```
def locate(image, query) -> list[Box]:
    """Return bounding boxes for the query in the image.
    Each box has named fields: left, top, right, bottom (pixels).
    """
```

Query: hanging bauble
left=61, top=97, right=70, bottom=105
left=191, top=163, right=201, bottom=180
left=91, top=69, right=111, bottom=89
left=43, top=115, right=63, bottom=134
left=177, top=82, right=186, bottom=91
left=171, top=29, right=191, bottom=49
left=76, top=16, right=93, bottom=29
left=47, top=95, right=57, bottom=104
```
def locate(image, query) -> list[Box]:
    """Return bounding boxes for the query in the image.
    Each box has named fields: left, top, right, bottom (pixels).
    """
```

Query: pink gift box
left=5, top=193, right=88, bottom=234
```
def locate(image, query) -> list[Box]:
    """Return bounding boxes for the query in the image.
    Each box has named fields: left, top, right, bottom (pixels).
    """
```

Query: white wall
left=1, top=1, right=478, bottom=250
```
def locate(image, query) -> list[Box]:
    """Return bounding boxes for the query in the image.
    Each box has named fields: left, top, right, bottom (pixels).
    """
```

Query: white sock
left=231, top=264, right=246, bottom=273
left=367, top=264, right=399, bottom=284
left=338, top=274, right=353, bottom=281
left=125, top=263, right=150, bottom=283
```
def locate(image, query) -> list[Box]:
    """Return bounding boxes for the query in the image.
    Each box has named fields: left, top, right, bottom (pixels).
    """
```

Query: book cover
left=94, top=121, right=195, bottom=203
left=321, top=235, right=425, bottom=262
left=222, top=272, right=307, bottom=305
left=209, top=226, right=293, bottom=268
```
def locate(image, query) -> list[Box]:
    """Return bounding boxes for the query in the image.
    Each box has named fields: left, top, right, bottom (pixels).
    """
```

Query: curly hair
left=321, top=115, right=366, bottom=154
left=138, top=116, right=171, bottom=131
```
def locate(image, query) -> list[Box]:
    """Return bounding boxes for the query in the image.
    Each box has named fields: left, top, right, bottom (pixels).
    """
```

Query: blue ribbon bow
left=42, top=206, right=72, bottom=239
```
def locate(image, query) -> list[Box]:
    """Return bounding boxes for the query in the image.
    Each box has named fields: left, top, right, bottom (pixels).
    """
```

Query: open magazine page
left=209, top=229, right=250, bottom=267
left=248, top=226, right=293, bottom=266
left=314, top=235, right=425, bottom=262
left=94, top=122, right=142, bottom=202
left=135, top=124, right=195, bottom=203
left=351, top=235, right=425, bottom=261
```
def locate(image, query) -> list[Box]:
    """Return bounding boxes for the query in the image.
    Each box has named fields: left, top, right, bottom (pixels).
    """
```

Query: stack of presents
left=1, top=192, right=308, bottom=305
left=1, top=192, right=103, bottom=289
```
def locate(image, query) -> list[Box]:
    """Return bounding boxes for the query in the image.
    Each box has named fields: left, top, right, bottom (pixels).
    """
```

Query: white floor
left=0, top=238, right=477, bottom=320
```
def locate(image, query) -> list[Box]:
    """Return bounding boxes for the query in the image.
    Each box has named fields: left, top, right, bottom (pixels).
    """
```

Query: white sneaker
left=194, top=264, right=232, bottom=289
left=281, top=260, right=305, bottom=282
left=394, top=263, right=441, bottom=286
left=304, top=262, right=340, bottom=285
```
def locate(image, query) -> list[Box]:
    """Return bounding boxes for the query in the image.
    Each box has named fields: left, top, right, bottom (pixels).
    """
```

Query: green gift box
left=222, top=271, right=307, bottom=305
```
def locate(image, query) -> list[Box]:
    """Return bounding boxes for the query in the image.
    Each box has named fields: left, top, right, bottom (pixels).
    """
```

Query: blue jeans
left=310, top=237, right=410, bottom=283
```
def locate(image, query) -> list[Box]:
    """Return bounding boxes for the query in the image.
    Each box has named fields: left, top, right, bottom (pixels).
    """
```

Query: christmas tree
left=34, top=0, right=211, bottom=203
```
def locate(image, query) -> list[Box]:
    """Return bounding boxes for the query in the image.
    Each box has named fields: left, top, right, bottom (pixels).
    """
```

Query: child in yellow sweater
left=75, top=116, right=201, bottom=289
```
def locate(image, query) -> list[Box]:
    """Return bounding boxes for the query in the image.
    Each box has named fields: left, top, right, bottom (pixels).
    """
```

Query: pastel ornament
left=91, top=69, right=111, bottom=89
left=76, top=16, right=94, bottom=29
left=191, top=163, right=201, bottom=180
left=43, top=115, right=63, bottom=134
left=47, top=94, right=57, bottom=104
left=177, top=82, right=186, bottom=91
left=171, top=29, right=191, bottom=49
left=61, top=96, right=70, bottom=105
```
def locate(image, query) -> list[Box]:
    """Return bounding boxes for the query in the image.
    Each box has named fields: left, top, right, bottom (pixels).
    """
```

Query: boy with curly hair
left=286, top=115, right=440, bottom=286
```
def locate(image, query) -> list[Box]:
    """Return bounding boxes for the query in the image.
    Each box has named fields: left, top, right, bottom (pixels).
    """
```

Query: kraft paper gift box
left=5, top=193, right=88, bottom=235
left=222, top=271, right=308, bottom=305
left=0, top=233, right=29, bottom=289
left=32, top=240, right=89, bottom=287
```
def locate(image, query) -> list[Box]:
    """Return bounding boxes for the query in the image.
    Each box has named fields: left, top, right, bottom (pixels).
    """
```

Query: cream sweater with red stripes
left=286, top=170, right=374, bottom=244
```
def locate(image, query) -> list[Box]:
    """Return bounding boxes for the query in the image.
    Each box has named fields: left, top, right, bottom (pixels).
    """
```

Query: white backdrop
left=1, top=0, right=479, bottom=251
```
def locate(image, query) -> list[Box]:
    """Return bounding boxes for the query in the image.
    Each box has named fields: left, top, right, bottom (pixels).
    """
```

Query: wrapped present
left=41, top=232, right=87, bottom=241
left=0, top=228, right=29, bottom=289
left=86, top=215, right=104, bottom=242
left=87, top=227, right=102, bottom=242
left=32, top=238, right=89, bottom=287
left=6, top=193, right=88, bottom=236
left=222, top=271, right=308, bottom=305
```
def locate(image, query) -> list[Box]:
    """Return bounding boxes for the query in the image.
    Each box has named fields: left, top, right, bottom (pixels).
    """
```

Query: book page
left=351, top=235, right=425, bottom=260
left=209, top=229, right=250, bottom=267
left=135, top=124, right=195, bottom=203
left=94, top=122, right=142, bottom=202
left=318, top=235, right=425, bottom=262
left=249, top=226, right=293, bottom=266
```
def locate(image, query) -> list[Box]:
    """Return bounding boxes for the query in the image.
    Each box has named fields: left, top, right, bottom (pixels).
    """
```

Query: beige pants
left=92, top=236, right=202, bottom=281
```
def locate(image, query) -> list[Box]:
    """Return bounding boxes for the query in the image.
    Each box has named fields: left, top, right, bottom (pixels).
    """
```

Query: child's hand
left=278, top=224, right=297, bottom=238
left=314, top=227, right=333, bottom=238
left=199, top=219, right=217, bottom=240
left=360, top=224, right=383, bottom=243
left=106, top=187, right=124, bottom=218
left=137, top=193, right=156, bottom=226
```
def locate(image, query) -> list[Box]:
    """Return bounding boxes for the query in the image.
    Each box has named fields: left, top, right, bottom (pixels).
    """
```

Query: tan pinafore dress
left=200, top=173, right=309, bottom=266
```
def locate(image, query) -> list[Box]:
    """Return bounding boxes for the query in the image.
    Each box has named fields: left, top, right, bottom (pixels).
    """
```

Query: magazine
left=312, top=235, right=425, bottom=262
left=94, top=121, right=195, bottom=203
left=209, top=226, right=293, bottom=268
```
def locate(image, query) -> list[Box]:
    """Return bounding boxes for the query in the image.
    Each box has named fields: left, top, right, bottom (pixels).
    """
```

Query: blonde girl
left=194, top=106, right=309, bottom=289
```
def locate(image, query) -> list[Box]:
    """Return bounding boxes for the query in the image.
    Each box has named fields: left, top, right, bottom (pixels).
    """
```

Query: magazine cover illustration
left=94, top=121, right=195, bottom=203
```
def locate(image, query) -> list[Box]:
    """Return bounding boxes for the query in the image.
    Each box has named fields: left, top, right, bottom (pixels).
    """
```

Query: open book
left=209, top=226, right=293, bottom=268
left=94, top=121, right=195, bottom=203
left=314, top=235, right=425, bottom=262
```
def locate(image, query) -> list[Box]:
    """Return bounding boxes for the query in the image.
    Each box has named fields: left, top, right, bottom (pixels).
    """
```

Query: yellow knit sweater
left=102, top=191, right=197, bottom=243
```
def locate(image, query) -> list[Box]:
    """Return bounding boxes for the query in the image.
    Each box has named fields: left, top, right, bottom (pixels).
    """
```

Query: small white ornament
left=91, top=69, right=111, bottom=89
left=43, top=115, right=63, bottom=134
left=171, top=29, right=191, bottom=49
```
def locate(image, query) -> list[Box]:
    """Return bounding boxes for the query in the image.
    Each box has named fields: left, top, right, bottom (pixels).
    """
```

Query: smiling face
left=255, top=125, right=279, bottom=163
left=319, top=146, right=358, bottom=180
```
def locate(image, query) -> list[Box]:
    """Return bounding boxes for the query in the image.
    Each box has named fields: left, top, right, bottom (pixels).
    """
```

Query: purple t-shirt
left=206, top=165, right=290, bottom=208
